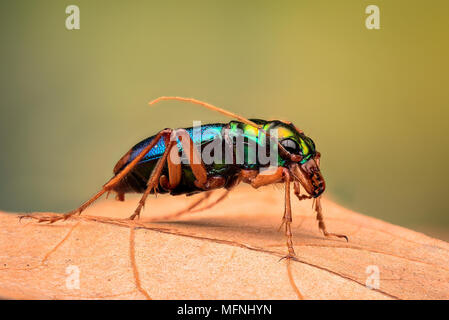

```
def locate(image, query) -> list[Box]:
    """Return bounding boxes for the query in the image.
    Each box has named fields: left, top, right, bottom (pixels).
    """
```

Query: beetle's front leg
left=242, top=167, right=283, bottom=188
left=242, top=167, right=296, bottom=258
left=314, top=197, right=348, bottom=242
left=278, top=181, right=312, bottom=232
left=293, top=180, right=312, bottom=201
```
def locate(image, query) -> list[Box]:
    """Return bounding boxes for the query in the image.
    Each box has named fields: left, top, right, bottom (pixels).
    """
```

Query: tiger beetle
left=24, top=97, right=347, bottom=259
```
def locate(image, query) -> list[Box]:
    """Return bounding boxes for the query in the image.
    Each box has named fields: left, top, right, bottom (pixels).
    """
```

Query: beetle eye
left=281, top=139, right=300, bottom=153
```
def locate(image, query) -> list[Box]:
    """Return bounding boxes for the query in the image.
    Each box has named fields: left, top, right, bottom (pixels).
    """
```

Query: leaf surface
left=1, top=186, right=448, bottom=299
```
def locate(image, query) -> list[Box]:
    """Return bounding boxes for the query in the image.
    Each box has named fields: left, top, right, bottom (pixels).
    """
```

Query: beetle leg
left=76, top=129, right=171, bottom=220
left=174, top=189, right=231, bottom=216
left=177, top=171, right=239, bottom=216
left=155, top=191, right=213, bottom=220
left=166, top=140, right=182, bottom=189
left=250, top=167, right=297, bottom=257
left=129, top=136, right=177, bottom=220
left=158, top=170, right=240, bottom=221
left=172, top=129, right=230, bottom=191
left=278, top=181, right=308, bottom=232
left=292, top=180, right=347, bottom=241
left=174, top=191, right=214, bottom=214
left=190, top=190, right=230, bottom=213
left=166, top=172, right=240, bottom=219
left=293, top=181, right=312, bottom=201
left=173, top=129, right=208, bottom=188
left=281, top=168, right=296, bottom=258
left=314, top=197, right=348, bottom=242
left=130, top=131, right=230, bottom=220
left=116, top=192, right=125, bottom=202
left=243, top=167, right=284, bottom=189
left=21, top=129, right=173, bottom=224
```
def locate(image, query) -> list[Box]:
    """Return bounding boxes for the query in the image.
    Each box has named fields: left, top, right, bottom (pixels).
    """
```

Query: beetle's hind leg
left=20, top=129, right=173, bottom=224
left=116, top=192, right=125, bottom=202
left=157, top=191, right=213, bottom=220
left=157, top=189, right=231, bottom=221
left=189, top=189, right=230, bottom=213
left=157, top=169, right=240, bottom=221
left=21, top=187, right=109, bottom=224
left=130, top=128, right=231, bottom=221
left=128, top=136, right=177, bottom=220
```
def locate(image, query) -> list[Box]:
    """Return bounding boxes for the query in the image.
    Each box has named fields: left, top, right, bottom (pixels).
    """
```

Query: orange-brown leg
left=156, top=191, right=213, bottom=221
left=173, top=129, right=228, bottom=191
left=293, top=180, right=347, bottom=241
left=164, top=128, right=225, bottom=190
left=314, top=197, right=348, bottom=241
left=174, top=129, right=208, bottom=188
left=242, top=167, right=296, bottom=257
left=293, top=180, right=312, bottom=201
left=23, top=129, right=172, bottom=223
left=279, top=181, right=310, bottom=232
left=166, top=168, right=241, bottom=219
left=129, top=137, right=177, bottom=220
left=166, top=139, right=182, bottom=189
left=164, top=188, right=231, bottom=220
left=131, top=129, right=231, bottom=220
left=245, top=167, right=284, bottom=189
left=281, top=169, right=296, bottom=258
left=308, top=151, right=346, bottom=240
left=116, top=192, right=125, bottom=202
left=190, top=189, right=230, bottom=213
left=159, top=168, right=242, bottom=221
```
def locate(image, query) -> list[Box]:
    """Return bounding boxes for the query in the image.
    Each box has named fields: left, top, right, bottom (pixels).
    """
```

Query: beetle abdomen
left=114, top=123, right=227, bottom=174
left=112, top=123, right=229, bottom=195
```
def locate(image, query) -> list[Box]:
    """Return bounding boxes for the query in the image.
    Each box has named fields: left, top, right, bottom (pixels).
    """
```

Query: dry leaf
left=0, top=185, right=448, bottom=300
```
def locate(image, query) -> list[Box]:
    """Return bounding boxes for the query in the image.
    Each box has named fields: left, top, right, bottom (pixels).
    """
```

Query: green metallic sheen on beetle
left=112, top=119, right=323, bottom=197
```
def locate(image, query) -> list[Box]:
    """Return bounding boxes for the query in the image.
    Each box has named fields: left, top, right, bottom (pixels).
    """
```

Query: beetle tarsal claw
left=322, top=231, right=349, bottom=242
left=38, top=215, right=58, bottom=223
left=18, top=215, right=30, bottom=222
left=279, top=253, right=296, bottom=262
left=18, top=213, right=47, bottom=222
left=18, top=212, right=76, bottom=224
left=277, top=218, right=288, bottom=232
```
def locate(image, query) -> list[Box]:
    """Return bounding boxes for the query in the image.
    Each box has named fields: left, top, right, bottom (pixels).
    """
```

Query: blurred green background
left=1, top=1, right=448, bottom=239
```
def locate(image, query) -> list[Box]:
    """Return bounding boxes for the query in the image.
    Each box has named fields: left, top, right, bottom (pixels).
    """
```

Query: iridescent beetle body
left=24, top=97, right=346, bottom=258
left=112, top=119, right=324, bottom=199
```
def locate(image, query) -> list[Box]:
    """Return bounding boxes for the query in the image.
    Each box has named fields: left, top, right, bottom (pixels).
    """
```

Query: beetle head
left=266, top=120, right=325, bottom=197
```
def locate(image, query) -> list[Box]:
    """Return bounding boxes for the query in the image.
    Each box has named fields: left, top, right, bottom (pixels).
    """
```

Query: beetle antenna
left=149, top=96, right=296, bottom=158
left=149, top=96, right=261, bottom=128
